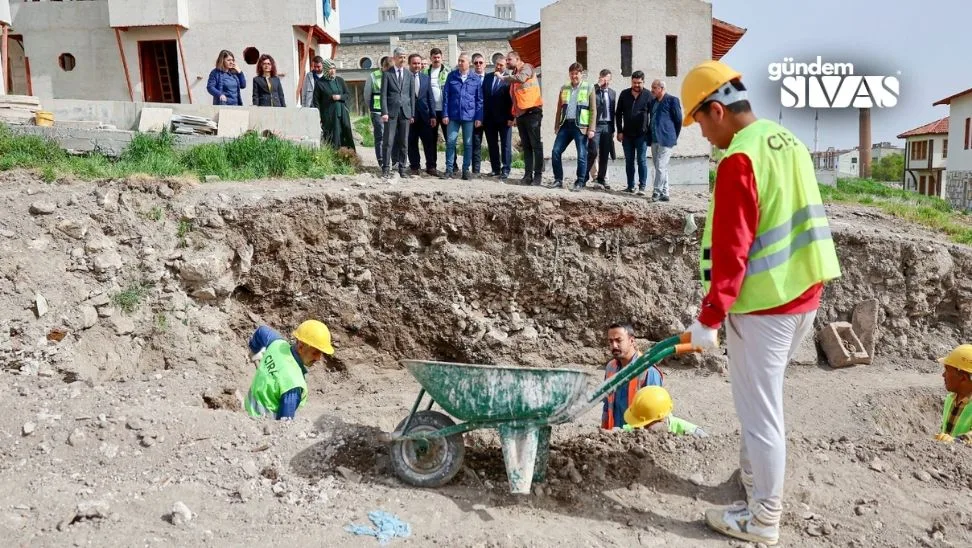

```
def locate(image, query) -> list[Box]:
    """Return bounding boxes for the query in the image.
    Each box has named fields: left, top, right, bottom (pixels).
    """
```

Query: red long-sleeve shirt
left=697, top=153, right=822, bottom=329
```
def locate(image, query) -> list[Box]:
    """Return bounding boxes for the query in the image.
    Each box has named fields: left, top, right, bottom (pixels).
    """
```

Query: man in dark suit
left=380, top=47, right=416, bottom=178
left=406, top=54, right=438, bottom=176
left=482, top=55, right=514, bottom=179
left=588, top=69, right=618, bottom=189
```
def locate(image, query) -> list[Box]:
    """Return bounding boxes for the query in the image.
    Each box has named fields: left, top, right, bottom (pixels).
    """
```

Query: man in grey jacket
left=300, top=56, right=325, bottom=108
left=380, top=47, right=416, bottom=178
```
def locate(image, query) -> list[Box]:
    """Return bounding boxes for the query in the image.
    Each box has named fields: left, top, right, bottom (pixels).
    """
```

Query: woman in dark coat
left=252, top=54, right=286, bottom=107
left=312, top=59, right=355, bottom=150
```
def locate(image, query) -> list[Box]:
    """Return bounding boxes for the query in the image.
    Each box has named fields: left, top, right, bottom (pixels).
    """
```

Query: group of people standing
left=365, top=47, right=519, bottom=181
left=205, top=49, right=356, bottom=151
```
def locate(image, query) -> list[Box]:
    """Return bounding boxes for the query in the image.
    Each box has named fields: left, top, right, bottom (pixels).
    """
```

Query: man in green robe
left=313, top=59, right=356, bottom=150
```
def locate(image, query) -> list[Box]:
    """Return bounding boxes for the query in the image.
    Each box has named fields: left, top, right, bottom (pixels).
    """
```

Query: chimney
left=495, top=0, right=516, bottom=20
left=859, top=108, right=872, bottom=179
left=427, top=0, right=451, bottom=23
left=379, top=0, right=401, bottom=22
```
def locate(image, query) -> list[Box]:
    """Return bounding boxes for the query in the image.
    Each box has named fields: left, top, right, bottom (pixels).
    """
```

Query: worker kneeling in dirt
left=622, top=386, right=707, bottom=437
left=245, top=320, right=334, bottom=420
left=935, top=344, right=972, bottom=444
left=602, top=323, right=663, bottom=429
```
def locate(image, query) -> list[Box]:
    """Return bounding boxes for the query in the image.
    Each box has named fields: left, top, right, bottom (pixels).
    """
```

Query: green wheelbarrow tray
left=384, top=334, right=697, bottom=494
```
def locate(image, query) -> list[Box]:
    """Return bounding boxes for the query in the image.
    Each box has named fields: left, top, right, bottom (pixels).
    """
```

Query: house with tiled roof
left=933, top=87, right=972, bottom=210
left=334, top=0, right=532, bottom=114
left=896, top=117, right=949, bottom=197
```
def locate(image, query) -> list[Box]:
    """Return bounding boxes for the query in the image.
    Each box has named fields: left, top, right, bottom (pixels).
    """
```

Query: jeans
left=587, top=122, right=614, bottom=182
left=484, top=123, right=512, bottom=175
left=436, top=111, right=457, bottom=172
left=551, top=120, right=589, bottom=184
left=370, top=112, right=385, bottom=167
left=516, top=109, right=543, bottom=177
left=651, top=143, right=673, bottom=197
left=446, top=120, right=475, bottom=173
left=621, top=134, right=649, bottom=191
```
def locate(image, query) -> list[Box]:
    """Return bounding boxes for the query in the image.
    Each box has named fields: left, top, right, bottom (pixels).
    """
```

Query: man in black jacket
left=615, top=71, right=652, bottom=194
left=407, top=54, right=438, bottom=176
left=482, top=55, right=514, bottom=179
left=588, top=69, right=617, bottom=189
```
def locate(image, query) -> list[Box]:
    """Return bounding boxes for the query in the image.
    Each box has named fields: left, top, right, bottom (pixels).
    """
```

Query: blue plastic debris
left=345, top=510, right=412, bottom=544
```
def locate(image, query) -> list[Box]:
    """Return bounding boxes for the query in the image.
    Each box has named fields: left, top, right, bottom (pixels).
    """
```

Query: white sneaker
left=704, top=501, right=780, bottom=545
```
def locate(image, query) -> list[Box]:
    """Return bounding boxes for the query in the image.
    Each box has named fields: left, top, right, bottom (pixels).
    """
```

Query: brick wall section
left=336, top=39, right=510, bottom=71
left=945, top=170, right=972, bottom=211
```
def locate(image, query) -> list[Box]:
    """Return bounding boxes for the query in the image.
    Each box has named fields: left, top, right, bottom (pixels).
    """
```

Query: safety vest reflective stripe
left=511, top=67, right=543, bottom=112
left=747, top=225, right=833, bottom=275
left=749, top=203, right=829, bottom=256
left=370, top=70, right=382, bottom=111
left=559, top=83, right=593, bottom=127
left=941, top=393, right=972, bottom=437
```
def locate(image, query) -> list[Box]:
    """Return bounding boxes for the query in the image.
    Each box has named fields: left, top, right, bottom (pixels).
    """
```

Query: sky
left=341, top=0, right=968, bottom=150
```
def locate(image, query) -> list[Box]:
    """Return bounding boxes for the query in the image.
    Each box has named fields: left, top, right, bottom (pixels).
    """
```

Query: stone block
left=217, top=109, right=250, bottom=138
left=851, top=299, right=879, bottom=364
left=138, top=107, right=173, bottom=133
left=818, top=322, right=869, bottom=368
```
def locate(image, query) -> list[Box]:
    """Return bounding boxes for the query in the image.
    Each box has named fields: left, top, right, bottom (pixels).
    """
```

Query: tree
left=870, top=153, right=904, bottom=182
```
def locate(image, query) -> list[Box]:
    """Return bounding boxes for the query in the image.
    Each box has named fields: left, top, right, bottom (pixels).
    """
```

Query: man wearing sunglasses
left=470, top=53, right=488, bottom=176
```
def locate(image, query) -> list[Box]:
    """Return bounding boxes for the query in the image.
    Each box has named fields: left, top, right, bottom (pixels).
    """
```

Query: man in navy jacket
left=647, top=79, right=683, bottom=202
left=407, top=54, right=439, bottom=176
left=482, top=56, right=514, bottom=179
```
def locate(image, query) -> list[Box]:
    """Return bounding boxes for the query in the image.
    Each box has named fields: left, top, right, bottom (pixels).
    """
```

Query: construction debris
left=171, top=114, right=218, bottom=135
left=0, top=95, right=42, bottom=125
left=818, top=321, right=870, bottom=368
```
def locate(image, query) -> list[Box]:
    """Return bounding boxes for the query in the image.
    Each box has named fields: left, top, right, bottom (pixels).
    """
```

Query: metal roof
left=343, top=9, right=532, bottom=35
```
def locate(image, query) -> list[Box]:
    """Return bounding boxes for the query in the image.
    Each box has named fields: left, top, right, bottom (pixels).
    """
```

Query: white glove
left=686, top=320, right=719, bottom=351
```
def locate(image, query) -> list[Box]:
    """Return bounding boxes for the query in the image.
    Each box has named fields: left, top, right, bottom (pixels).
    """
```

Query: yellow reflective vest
left=558, top=82, right=594, bottom=129
left=701, top=119, right=841, bottom=313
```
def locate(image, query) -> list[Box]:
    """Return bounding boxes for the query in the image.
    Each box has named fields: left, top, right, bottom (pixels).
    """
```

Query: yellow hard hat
left=939, top=344, right=972, bottom=374
left=680, top=60, right=743, bottom=127
left=292, top=319, right=335, bottom=355
left=624, top=386, right=674, bottom=428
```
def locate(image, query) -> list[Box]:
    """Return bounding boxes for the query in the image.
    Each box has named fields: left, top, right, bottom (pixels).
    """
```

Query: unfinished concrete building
left=3, top=0, right=340, bottom=106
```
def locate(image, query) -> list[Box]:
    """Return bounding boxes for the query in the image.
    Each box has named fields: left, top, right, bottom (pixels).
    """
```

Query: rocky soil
left=0, top=169, right=969, bottom=547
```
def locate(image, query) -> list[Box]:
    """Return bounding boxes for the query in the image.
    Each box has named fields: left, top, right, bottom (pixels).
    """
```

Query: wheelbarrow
left=384, top=334, right=696, bottom=494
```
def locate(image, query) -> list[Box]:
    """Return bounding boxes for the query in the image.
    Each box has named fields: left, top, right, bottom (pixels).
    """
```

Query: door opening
left=139, top=40, right=180, bottom=103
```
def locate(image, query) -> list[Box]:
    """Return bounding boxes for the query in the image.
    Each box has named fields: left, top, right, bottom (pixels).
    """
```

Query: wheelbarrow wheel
left=390, top=410, right=465, bottom=488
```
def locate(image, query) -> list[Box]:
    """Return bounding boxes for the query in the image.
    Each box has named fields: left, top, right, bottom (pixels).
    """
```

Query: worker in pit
left=679, top=60, right=842, bottom=546
left=245, top=320, right=334, bottom=420
left=935, top=344, right=972, bottom=444
left=621, top=386, right=707, bottom=437
left=602, top=323, right=663, bottom=430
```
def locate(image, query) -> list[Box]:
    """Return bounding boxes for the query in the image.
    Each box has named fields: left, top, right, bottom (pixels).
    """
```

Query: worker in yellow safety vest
left=679, top=60, right=842, bottom=546
left=935, top=344, right=972, bottom=443
left=363, top=57, right=393, bottom=167
left=550, top=62, right=597, bottom=191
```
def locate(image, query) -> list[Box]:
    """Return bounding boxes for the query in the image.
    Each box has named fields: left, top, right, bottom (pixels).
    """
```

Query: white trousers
left=726, top=311, right=816, bottom=523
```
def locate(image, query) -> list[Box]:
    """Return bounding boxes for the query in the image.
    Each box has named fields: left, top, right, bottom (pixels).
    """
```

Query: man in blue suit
left=647, top=79, right=683, bottom=202
left=407, top=53, right=439, bottom=176
left=482, top=55, right=514, bottom=179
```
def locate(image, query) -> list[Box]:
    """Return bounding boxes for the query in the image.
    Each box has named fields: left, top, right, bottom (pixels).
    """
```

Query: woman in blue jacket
left=206, top=50, right=247, bottom=106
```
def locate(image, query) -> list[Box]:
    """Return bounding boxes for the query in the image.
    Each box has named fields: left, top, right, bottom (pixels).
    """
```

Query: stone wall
left=336, top=38, right=511, bottom=71
left=945, top=170, right=972, bottom=211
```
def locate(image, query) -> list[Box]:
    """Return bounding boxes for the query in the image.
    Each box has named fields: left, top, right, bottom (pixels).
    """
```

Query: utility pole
left=859, top=108, right=872, bottom=179
left=813, top=110, right=819, bottom=154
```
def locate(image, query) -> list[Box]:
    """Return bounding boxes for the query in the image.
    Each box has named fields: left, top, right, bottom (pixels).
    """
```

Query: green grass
left=112, top=281, right=151, bottom=314
left=820, top=178, right=972, bottom=245
left=353, top=117, right=375, bottom=148
left=176, top=219, right=193, bottom=248
left=0, top=124, right=355, bottom=182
